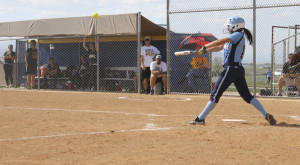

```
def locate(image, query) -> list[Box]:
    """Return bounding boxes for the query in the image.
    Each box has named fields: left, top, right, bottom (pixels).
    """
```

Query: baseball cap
left=144, top=36, right=151, bottom=41
left=156, top=55, right=161, bottom=59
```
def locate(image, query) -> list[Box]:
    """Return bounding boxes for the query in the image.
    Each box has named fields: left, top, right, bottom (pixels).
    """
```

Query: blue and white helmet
left=225, top=16, right=245, bottom=32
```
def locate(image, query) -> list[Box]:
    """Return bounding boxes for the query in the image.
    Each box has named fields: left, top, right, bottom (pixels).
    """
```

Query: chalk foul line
left=0, top=127, right=173, bottom=142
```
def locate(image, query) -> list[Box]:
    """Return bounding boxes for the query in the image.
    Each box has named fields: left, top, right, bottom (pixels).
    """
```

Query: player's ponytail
left=240, top=28, right=253, bottom=45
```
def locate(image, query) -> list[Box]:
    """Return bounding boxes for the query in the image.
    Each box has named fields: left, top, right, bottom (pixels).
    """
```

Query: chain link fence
left=0, top=35, right=141, bottom=92
left=167, top=0, right=300, bottom=98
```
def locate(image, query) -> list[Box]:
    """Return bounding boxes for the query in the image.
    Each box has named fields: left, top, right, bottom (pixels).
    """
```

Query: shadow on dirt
left=275, top=122, right=300, bottom=128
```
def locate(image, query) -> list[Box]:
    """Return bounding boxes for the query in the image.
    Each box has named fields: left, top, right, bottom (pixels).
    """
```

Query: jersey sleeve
left=140, top=47, right=146, bottom=56
left=162, top=63, right=167, bottom=72
left=150, top=62, right=155, bottom=70
left=228, top=32, right=243, bottom=44
left=154, top=46, right=160, bottom=55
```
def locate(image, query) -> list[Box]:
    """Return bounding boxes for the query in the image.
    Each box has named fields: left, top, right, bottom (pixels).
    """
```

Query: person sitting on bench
left=44, top=57, right=61, bottom=89
left=277, top=54, right=300, bottom=97
left=150, top=55, right=167, bottom=95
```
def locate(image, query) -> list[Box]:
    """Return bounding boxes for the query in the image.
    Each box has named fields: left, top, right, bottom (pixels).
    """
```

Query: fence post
left=166, top=0, right=171, bottom=94
left=137, top=12, right=142, bottom=94
left=271, top=44, right=275, bottom=94
left=15, top=39, right=19, bottom=88
left=283, top=41, right=286, bottom=63
left=37, top=37, right=40, bottom=90
left=252, top=0, right=257, bottom=96
left=96, top=35, right=100, bottom=91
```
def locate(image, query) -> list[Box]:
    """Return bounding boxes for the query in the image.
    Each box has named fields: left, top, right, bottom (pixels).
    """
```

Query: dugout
left=0, top=13, right=210, bottom=94
left=0, top=13, right=167, bottom=92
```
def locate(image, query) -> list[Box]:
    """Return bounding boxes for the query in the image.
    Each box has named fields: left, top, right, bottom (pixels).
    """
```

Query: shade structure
left=0, top=13, right=166, bottom=37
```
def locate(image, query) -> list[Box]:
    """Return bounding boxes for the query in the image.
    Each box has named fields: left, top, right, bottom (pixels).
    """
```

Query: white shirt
left=150, top=61, right=167, bottom=73
left=141, top=45, right=160, bottom=67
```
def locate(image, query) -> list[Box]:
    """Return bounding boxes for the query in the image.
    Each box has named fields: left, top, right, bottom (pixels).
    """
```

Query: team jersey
left=26, top=48, right=38, bottom=66
left=141, top=45, right=160, bottom=67
left=3, top=51, right=16, bottom=64
left=150, top=61, right=167, bottom=73
left=266, top=71, right=272, bottom=78
left=223, top=32, right=245, bottom=65
left=190, top=56, right=209, bottom=69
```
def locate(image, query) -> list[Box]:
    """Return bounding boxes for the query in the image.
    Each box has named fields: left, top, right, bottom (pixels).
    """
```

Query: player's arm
left=151, top=70, right=161, bottom=74
left=206, top=45, right=224, bottom=53
left=154, top=47, right=160, bottom=55
left=12, top=52, right=16, bottom=62
left=140, top=55, right=145, bottom=70
left=197, top=37, right=232, bottom=55
left=205, top=38, right=232, bottom=52
left=3, top=52, right=8, bottom=60
left=83, top=38, right=88, bottom=51
left=25, top=52, right=29, bottom=67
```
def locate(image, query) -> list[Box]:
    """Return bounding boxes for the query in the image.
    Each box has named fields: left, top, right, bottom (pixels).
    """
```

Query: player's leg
left=52, top=75, right=57, bottom=89
left=144, top=67, right=151, bottom=94
left=277, top=76, right=285, bottom=96
left=8, top=64, right=14, bottom=86
left=4, top=64, right=9, bottom=87
left=190, top=67, right=235, bottom=125
left=141, top=68, right=148, bottom=93
left=162, top=74, right=167, bottom=93
left=150, top=74, right=157, bottom=95
left=27, top=74, right=31, bottom=89
left=234, top=68, right=276, bottom=125
left=31, top=74, right=36, bottom=88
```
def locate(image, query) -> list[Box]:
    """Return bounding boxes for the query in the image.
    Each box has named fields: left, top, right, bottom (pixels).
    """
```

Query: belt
left=223, top=63, right=242, bottom=68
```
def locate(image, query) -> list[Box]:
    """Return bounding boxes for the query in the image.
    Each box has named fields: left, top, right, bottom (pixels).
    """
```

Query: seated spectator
left=68, top=66, right=80, bottom=89
left=277, top=54, right=300, bottom=97
left=44, top=58, right=61, bottom=89
left=150, top=55, right=167, bottom=95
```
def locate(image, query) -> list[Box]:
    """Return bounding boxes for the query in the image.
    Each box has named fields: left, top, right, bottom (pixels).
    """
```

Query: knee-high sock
left=250, top=98, right=267, bottom=117
left=198, top=101, right=217, bottom=120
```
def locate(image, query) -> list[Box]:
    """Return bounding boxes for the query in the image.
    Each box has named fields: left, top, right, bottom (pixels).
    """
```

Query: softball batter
left=189, top=16, right=276, bottom=125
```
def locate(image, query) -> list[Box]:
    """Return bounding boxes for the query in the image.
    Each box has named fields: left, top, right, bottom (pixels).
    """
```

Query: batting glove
left=197, top=46, right=207, bottom=55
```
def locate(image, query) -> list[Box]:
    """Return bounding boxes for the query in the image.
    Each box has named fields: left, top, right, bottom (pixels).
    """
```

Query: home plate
left=222, top=119, right=247, bottom=122
left=289, top=116, right=300, bottom=121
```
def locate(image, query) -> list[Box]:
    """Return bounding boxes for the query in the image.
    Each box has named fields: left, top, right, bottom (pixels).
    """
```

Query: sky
left=0, top=0, right=166, bottom=23
left=1, top=0, right=300, bottom=64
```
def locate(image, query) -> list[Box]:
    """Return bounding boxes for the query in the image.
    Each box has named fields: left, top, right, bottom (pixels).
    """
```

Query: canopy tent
left=0, top=13, right=166, bottom=37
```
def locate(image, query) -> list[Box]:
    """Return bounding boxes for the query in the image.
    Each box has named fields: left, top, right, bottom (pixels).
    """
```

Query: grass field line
left=0, top=127, right=173, bottom=142
left=2, top=106, right=299, bottom=118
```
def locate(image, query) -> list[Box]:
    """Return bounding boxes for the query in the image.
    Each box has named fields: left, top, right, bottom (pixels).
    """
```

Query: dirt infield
left=0, top=89, right=300, bottom=165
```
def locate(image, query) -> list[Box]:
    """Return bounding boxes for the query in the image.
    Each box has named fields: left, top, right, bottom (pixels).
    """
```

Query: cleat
left=189, top=117, right=205, bottom=125
left=150, top=89, right=154, bottom=95
left=265, top=113, right=276, bottom=125
left=276, top=93, right=282, bottom=96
